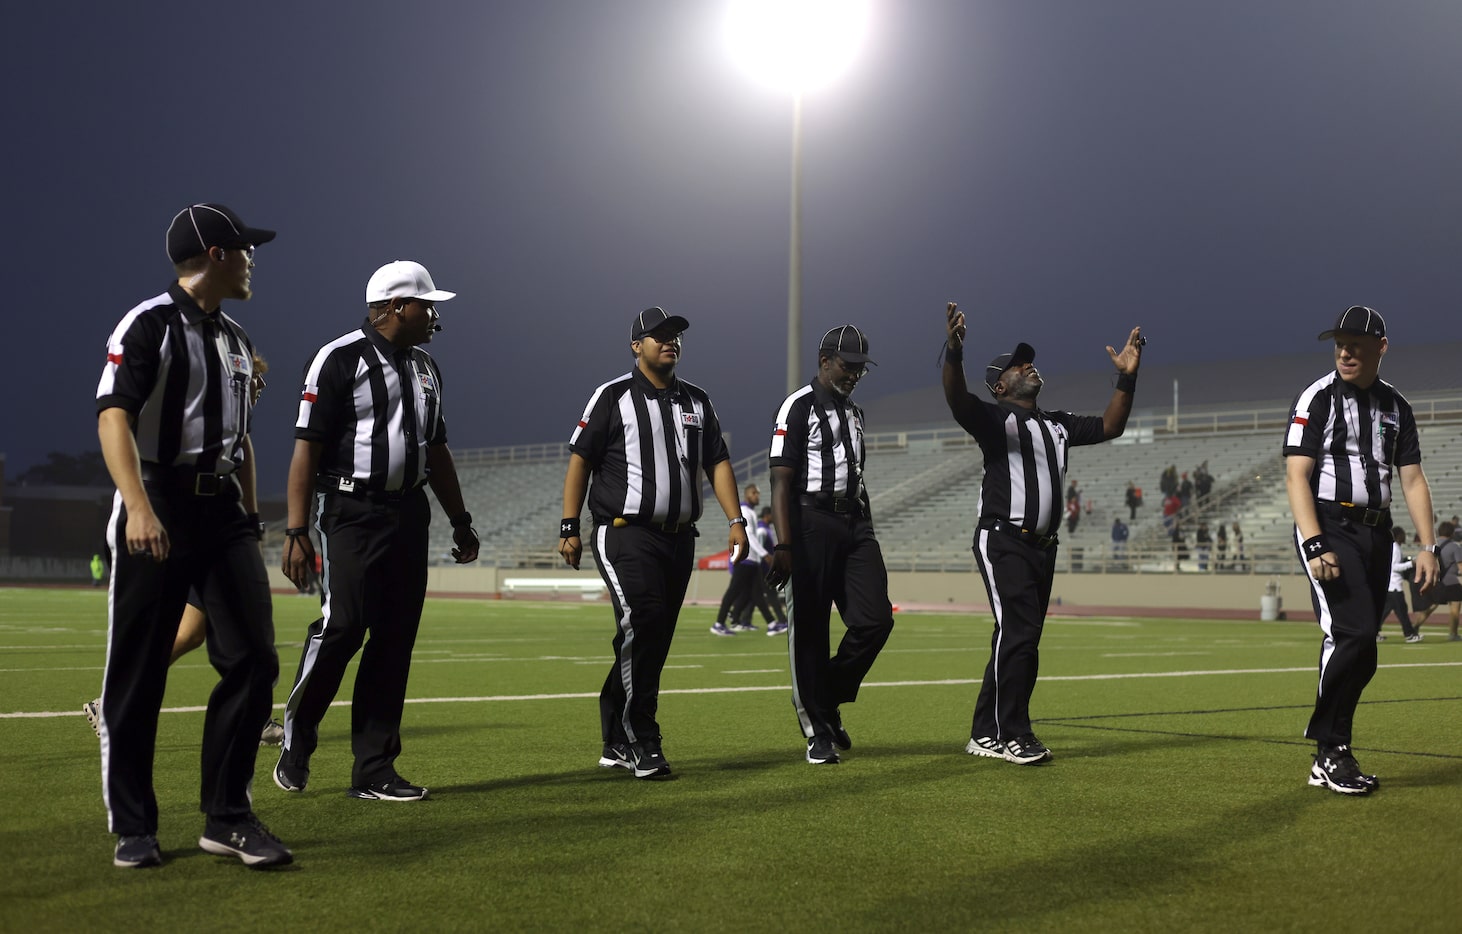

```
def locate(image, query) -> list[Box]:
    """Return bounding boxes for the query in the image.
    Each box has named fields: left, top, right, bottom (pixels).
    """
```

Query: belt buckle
left=338, top=477, right=356, bottom=494
left=193, top=473, right=221, bottom=496
left=1363, top=509, right=1382, bottom=527
left=832, top=498, right=850, bottom=513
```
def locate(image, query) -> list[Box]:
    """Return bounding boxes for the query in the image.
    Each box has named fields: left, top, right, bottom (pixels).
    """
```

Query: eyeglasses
left=219, top=244, right=255, bottom=260
left=832, top=357, right=868, bottom=379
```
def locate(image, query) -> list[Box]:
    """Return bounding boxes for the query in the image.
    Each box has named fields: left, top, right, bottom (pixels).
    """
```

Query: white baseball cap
left=365, top=260, right=457, bottom=304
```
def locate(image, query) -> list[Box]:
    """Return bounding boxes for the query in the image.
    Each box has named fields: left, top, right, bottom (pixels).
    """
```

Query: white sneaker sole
left=1307, top=765, right=1374, bottom=794
left=964, top=738, right=1005, bottom=759
left=598, top=756, right=633, bottom=770
left=198, top=835, right=293, bottom=866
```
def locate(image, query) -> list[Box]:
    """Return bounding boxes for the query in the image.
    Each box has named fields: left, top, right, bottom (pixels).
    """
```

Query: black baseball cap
left=1318, top=305, right=1386, bottom=341
left=632, top=306, right=690, bottom=340
left=166, top=203, right=276, bottom=264
left=819, top=325, right=875, bottom=365
left=985, top=342, right=1036, bottom=394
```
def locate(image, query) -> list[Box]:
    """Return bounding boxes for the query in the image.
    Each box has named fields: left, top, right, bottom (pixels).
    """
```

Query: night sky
left=7, top=1, right=1461, bottom=493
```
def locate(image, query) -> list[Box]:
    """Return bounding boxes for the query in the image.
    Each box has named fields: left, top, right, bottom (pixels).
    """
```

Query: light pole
left=724, top=0, right=870, bottom=393
left=787, top=91, right=803, bottom=393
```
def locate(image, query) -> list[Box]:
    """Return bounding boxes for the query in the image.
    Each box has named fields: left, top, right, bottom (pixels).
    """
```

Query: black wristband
left=1115, top=372, right=1137, bottom=393
left=1301, top=534, right=1329, bottom=561
left=247, top=512, right=266, bottom=541
left=944, top=342, right=963, bottom=363
left=560, top=517, right=580, bottom=539
left=285, top=527, right=309, bottom=538
left=451, top=511, right=473, bottom=529
left=774, top=543, right=792, bottom=552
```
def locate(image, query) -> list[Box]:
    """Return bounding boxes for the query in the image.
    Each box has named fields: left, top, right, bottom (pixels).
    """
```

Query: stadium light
left=724, top=0, right=871, bottom=392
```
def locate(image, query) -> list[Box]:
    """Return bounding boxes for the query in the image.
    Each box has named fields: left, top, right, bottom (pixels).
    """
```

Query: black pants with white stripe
left=787, top=507, right=895, bottom=740
left=1298, top=514, right=1390, bottom=747
left=101, top=483, right=277, bottom=835
left=590, top=523, right=695, bottom=745
left=970, top=528, right=1057, bottom=742
left=283, top=488, right=429, bottom=786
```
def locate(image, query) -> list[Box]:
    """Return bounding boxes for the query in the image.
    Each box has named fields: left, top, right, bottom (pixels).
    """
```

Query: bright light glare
left=724, top=0, right=871, bottom=93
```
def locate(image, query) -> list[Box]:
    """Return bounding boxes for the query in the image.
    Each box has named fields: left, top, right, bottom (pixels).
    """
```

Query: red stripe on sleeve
left=107, top=353, right=123, bottom=365
left=1292, top=416, right=1308, bottom=426
left=302, top=392, right=317, bottom=403
left=578, top=420, right=588, bottom=428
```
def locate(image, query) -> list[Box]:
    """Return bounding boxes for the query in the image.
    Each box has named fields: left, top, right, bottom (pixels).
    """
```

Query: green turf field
left=1, top=586, right=1458, bottom=932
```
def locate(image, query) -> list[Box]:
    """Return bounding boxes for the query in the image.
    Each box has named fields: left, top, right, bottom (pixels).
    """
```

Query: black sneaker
left=348, top=777, right=429, bottom=801
left=631, top=739, right=672, bottom=780
left=273, top=751, right=309, bottom=793
left=806, top=734, right=840, bottom=765
left=199, top=813, right=293, bottom=867
left=1308, top=745, right=1375, bottom=795
left=113, top=834, right=161, bottom=868
left=827, top=709, right=852, bottom=751
left=1003, top=733, right=1053, bottom=765
left=598, top=742, right=633, bottom=771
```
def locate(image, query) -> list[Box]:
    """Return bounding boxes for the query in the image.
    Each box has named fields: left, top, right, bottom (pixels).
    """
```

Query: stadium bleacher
left=424, top=404, right=1461, bottom=576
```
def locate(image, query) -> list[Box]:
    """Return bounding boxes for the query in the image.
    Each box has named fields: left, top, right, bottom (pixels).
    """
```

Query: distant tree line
left=13, top=451, right=112, bottom=487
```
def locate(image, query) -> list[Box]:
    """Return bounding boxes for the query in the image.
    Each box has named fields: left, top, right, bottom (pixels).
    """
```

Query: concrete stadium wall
left=268, top=565, right=1316, bottom=620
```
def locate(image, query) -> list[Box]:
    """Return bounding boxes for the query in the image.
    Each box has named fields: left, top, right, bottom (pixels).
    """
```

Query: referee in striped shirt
left=942, top=302, right=1143, bottom=765
left=1285, top=305, right=1439, bottom=795
left=277, top=261, right=479, bottom=802
left=766, top=325, right=896, bottom=765
left=559, top=307, right=749, bottom=779
left=96, top=203, right=289, bottom=868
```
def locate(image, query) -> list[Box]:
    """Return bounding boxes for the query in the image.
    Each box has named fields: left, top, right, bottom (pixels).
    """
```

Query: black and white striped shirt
left=295, top=322, right=448, bottom=492
left=769, top=381, right=867, bottom=501
left=1284, top=371, right=1420, bottom=508
left=569, top=369, right=730, bottom=525
left=952, top=396, right=1105, bottom=537
left=96, top=283, right=255, bottom=474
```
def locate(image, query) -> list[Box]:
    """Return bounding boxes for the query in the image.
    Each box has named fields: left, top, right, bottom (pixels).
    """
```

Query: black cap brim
left=633, top=314, right=689, bottom=340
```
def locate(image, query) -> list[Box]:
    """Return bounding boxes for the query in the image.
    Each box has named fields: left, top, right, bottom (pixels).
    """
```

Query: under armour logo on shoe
left=230, top=833, right=248, bottom=848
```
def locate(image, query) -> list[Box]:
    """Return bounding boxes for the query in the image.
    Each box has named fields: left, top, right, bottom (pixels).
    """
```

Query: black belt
left=798, top=493, right=865, bottom=518
left=317, top=475, right=423, bottom=504
left=1317, top=501, right=1391, bottom=527
left=612, top=516, right=695, bottom=534
left=980, top=517, right=1059, bottom=550
left=139, top=463, right=237, bottom=497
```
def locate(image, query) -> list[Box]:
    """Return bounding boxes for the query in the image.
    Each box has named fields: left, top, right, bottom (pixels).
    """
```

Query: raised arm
left=941, top=302, right=983, bottom=435
left=1100, top=326, right=1144, bottom=440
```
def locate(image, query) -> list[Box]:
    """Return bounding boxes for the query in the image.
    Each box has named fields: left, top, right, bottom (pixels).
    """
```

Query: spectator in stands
left=1170, top=520, right=1187, bottom=571
left=1179, top=471, right=1194, bottom=507
left=940, top=301, right=1143, bottom=766
left=1215, top=523, right=1228, bottom=571
left=1194, top=461, right=1214, bottom=500
left=1125, top=481, right=1143, bottom=520
left=1065, top=480, right=1080, bottom=509
left=1110, top=517, right=1129, bottom=567
left=1231, top=521, right=1246, bottom=572
left=1381, top=526, right=1422, bottom=643
left=1414, top=520, right=1462, bottom=641
left=1065, top=494, right=1081, bottom=534
left=1195, top=522, right=1212, bottom=571
left=1162, top=491, right=1181, bottom=533
left=1160, top=464, right=1177, bottom=499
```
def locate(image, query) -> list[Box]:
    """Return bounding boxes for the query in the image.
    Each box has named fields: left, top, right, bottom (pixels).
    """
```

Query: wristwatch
left=729, top=516, right=748, bottom=528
